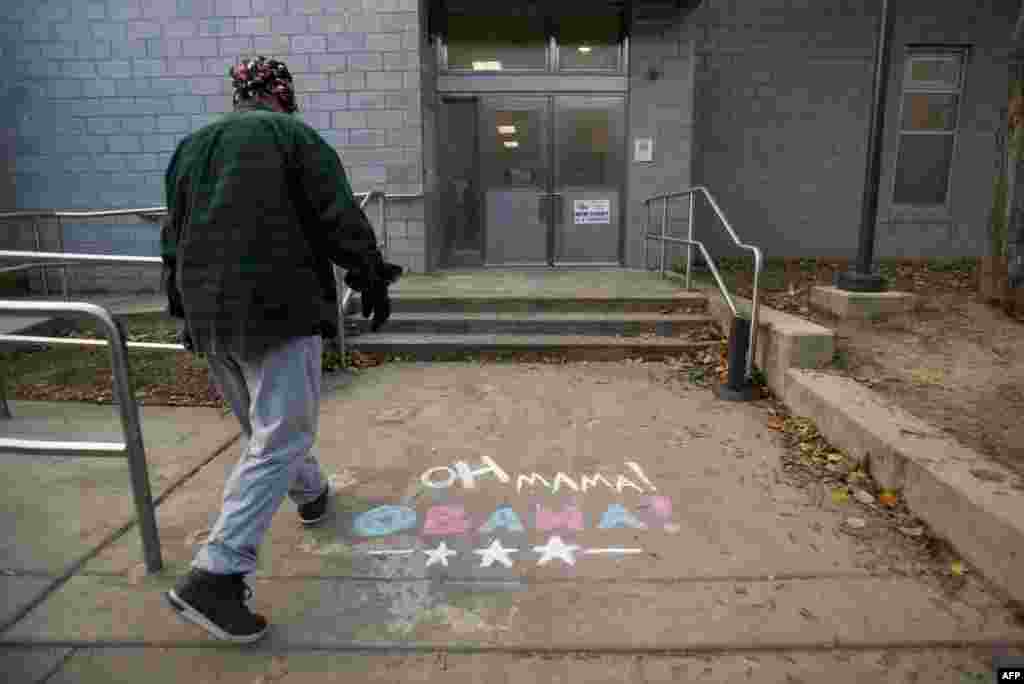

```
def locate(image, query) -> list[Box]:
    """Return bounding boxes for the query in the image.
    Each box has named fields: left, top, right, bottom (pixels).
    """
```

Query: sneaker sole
left=165, top=589, right=267, bottom=644
left=299, top=511, right=328, bottom=526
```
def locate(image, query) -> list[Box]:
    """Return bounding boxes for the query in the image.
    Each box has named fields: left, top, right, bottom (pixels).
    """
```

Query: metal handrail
left=0, top=190, right=424, bottom=368
left=643, top=185, right=763, bottom=382
left=0, top=300, right=163, bottom=572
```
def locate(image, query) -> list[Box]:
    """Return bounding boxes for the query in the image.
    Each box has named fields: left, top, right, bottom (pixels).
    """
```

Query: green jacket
left=161, top=103, right=380, bottom=360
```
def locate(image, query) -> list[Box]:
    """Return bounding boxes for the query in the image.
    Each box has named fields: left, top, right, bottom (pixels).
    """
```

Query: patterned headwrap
left=229, top=56, right=298, bottom=113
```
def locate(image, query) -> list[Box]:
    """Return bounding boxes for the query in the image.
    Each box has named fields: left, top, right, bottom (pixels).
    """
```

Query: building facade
left=1, top=0, right=1021, bottom=292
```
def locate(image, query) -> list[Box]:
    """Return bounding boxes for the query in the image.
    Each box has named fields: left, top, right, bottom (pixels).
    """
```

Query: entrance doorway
left=440, top=95, right=626, bottom=267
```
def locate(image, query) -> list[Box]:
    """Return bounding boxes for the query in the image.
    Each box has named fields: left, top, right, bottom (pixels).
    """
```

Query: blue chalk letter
left=352, top=505, right=418, bottom=537
left=597, top=504, right=648, bottom=530
left=478, top=506, right=525, bottom=534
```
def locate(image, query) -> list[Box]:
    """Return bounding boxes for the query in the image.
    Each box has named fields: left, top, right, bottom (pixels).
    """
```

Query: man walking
left=160, top=57, right=402, bottom=642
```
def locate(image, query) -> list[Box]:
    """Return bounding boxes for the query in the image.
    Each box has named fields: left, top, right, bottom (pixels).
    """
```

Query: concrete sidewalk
left=2, top=362, right=1022, bottom=682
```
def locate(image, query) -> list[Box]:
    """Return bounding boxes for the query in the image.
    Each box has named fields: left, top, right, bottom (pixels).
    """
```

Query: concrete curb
left=700, top=287, right=835, bottom=396
left=782, top=368, right=1024, bottom=608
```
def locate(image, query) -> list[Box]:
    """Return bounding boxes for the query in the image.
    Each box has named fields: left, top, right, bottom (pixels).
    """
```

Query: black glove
left=343, top=261, right=403, bottom=332
left=176, top=319, right=194, bottom=352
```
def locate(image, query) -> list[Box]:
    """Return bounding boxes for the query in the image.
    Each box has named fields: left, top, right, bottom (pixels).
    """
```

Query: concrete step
left=347, top=292, right=708, bottom=314
left=347, top=312, right=716, bottom=337
left=346, top=332, right=719, bottom=362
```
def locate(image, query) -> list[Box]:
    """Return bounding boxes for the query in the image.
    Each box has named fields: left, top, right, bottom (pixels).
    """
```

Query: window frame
left=890, top=46, right=969, bottom=211
left=437, top=12, right=626, bottom=75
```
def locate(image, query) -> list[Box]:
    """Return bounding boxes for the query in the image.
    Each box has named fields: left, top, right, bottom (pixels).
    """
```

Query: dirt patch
left=2, top=313, right=226, bottom=408
left=721, top=258, right=1024, bottom=476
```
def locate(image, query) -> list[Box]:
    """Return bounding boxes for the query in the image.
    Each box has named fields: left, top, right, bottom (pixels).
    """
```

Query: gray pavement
left=1, top=362, right=1023, bottom=682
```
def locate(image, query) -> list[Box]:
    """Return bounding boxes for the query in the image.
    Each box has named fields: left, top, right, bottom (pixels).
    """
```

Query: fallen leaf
left=909, top=367, right=945, bottom=386
left=878, top=490, right=899, bottom=507
left=830, top=488, right=850, bottom=505
left=767, top=416, right=786, bottom=431
left=951, top=560, right=965, bottom=576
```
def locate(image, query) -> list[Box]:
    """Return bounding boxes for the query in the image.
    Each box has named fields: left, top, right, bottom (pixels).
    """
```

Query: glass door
left=479, top=96, right=552, bottom=266
left=440, top=97, right=483, bottom=267
left=553, top=95, right=625, bottom=265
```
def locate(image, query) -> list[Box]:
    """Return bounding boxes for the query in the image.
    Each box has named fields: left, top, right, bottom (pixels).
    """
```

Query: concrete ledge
left=783, top=368, right=1024, bottom=607
left=703, top=287, right=834, bottom=397
left=811, top=285, right=918, bottom=320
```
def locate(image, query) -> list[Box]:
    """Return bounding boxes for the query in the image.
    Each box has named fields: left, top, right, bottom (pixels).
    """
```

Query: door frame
left=438, top=89, right=629, bottom=268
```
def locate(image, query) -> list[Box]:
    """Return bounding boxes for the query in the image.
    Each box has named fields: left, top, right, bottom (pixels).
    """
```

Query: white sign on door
left=574, top=199, right=611, bottom=225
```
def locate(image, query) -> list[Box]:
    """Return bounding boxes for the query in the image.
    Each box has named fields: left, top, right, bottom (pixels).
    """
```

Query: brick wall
left=4, top=0, right=427, bottom=294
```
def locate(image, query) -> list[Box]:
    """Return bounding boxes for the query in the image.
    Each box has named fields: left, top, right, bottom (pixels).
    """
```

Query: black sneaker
left=298, top=485, right=330, bottom=526
left=165, top=569, right=268, bottom=643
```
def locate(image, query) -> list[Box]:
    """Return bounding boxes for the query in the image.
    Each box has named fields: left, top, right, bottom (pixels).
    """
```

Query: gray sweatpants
left=192, top=335, right=327, bottom=575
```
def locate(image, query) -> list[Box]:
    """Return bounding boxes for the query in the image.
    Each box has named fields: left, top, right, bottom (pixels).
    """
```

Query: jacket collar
left=235, top=101, right=279, bottom=114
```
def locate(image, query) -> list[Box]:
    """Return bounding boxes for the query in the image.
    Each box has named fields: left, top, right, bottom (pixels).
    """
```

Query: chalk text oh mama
left=420, top=457, right=658, bottom=495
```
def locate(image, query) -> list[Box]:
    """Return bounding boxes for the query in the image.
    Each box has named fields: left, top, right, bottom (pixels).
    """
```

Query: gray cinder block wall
left=626, top=4, right=697, bottom=271
left=688, top=0, right=1019, bottom=261
left=4, top=0, right=426, bottom=294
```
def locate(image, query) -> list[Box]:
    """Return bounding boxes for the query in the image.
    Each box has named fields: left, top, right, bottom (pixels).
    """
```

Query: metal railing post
left=686, top=192, right=695, bottom=291
left=659, top=197, right=668, bottom=278
left=379, top=193, right=387, bottom=259
left=747, top=247, right=763, bottom=381
left=103, top=311, right=163, bottom=573
left=643, top=200, right=649, bottom=269
left=0, top=364, right=10, bottom=419
left=32, top=218, right=48, bottom=297
left=339, top=264, right=352, bottom=368
left=58, top=216, right=69, bottom=300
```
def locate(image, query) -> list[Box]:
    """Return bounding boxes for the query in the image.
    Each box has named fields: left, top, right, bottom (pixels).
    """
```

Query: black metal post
left=713, top=316, right=757, bottom=402
left=836, top=0, right=893, bottom=293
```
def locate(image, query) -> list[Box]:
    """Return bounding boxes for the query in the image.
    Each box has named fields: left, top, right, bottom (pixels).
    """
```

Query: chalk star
left=533, top=535, right=581, bottom=566
left=423, top=541, right=458, bottom=568
left=473, top=539, right=518, bottom=568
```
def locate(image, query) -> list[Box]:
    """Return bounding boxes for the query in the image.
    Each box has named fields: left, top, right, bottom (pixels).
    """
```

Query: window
left=892, top=50, right=966, bottom=207
left=444, top=14, right=548, bottom=72
left=440, top=11, right=624, bottom=73
left=556, top=15, right=623, bottom=71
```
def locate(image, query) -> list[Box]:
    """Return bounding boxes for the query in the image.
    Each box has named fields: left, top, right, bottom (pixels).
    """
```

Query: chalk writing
left=422, top=459, right=659, bottom=494
left=352, top=505, right=418, bottom=537
left=615, top=475, right=645, bottom=494
left=422, top=504, right=471, bottom=536
left=350, top=500, right=673, bottom=537
left=478, top=506, right=526, bottom=534
left=421, top=465, right=456, bottom=489
left=423, top=541, right=457, bottom=567
left=598, top=504, right=648, bottom=530
left=535, top=503, right=585, bottom=532
left=625, top=462, right=657, bottom=492
left=473, top=539, right=518, bottom=568
left=453, top=456, right=510, bottom=489
left=533, top=536, right=581, bottom=566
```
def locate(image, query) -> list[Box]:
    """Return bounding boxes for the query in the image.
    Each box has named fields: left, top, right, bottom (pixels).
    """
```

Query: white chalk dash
left=582, top=548, right=645, bottom=555
left=364, top=549, right=417, bottom=556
